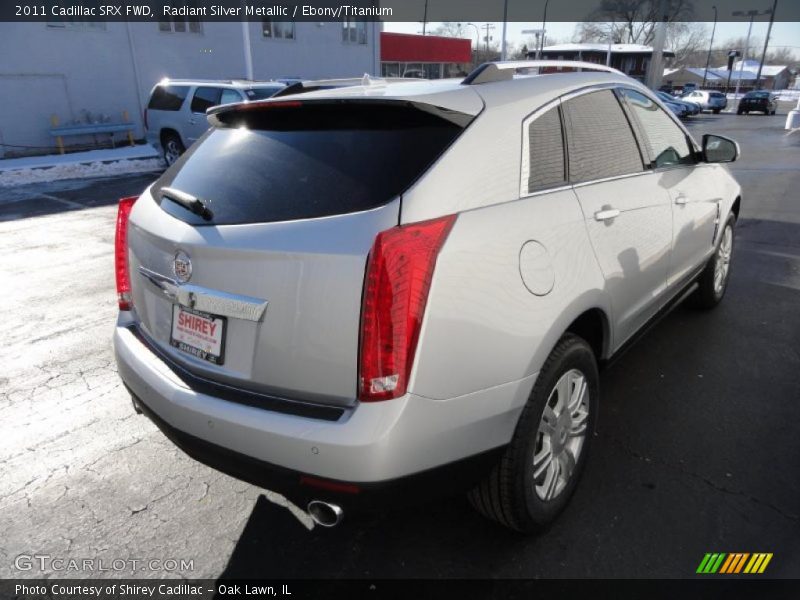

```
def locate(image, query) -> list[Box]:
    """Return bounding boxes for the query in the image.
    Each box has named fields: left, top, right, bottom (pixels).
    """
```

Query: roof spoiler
left=272, top=74, right=425, bottom=97
left=462, top=60, right=625, bottom=85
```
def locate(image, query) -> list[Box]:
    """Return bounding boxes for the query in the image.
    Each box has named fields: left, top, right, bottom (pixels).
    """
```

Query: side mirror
left=702, top=134, right=739, bottom=163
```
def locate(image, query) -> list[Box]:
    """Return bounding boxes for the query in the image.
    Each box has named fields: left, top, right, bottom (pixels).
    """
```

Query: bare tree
left=575, top=0, right=695, bottom=45
left=667, top=22, right=708, bottom=66
left=430, top=22, right=468, bottom=38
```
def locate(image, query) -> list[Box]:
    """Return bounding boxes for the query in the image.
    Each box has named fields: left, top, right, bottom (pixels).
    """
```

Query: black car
left=737, top=91, right=778, bottom=115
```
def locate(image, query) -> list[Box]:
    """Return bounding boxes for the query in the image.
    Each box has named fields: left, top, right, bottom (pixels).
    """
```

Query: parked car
left=657, top=91, right=700, bottom=116
left=737, top=90, right=778, bottom=115
left=664, top=99, right=689, bottom=118
left=681, top=90, right=728, bottom=113
left=114, top=61, right=741, bottom=532
left=144, top=79, right=286, bottom=165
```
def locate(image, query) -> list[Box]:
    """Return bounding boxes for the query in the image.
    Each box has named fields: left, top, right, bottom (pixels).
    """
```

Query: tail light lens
left=115, top=196, right=138, bottom=310
left=358, top=215, right=456, bottom=402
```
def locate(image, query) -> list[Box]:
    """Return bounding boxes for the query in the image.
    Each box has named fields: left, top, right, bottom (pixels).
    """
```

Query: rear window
left=152, top=102, right=471, bottom=226
left=147, top=85, right=189, bottom=111
left=244, top=86, right=285, bottom=100
left=710, top=92, right=725, bottom=99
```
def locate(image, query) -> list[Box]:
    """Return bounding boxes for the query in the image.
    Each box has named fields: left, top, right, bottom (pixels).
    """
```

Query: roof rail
left=462, top=60, right=625, bottom=85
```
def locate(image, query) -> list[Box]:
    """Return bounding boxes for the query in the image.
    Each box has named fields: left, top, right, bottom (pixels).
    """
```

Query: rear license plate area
left=170, top=305, right=226, bottom=365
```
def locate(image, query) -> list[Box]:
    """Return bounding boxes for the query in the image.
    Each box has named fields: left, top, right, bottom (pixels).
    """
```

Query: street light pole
left=537, top=0, right=550, bottom=60
left=422, top=0, right=428, bottom=36
left=464, top=23, right=480, bottom=67
left=702, top=5, right=718, bottom=88
left=732, top=9, right=762, bottom=101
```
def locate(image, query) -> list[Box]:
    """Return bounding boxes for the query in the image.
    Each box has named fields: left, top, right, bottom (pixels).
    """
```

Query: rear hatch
left=126, top=100, right=473, bottom=407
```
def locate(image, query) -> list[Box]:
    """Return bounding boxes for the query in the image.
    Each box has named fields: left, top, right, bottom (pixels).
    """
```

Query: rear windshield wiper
left=161, top=187, right=214, bottom=221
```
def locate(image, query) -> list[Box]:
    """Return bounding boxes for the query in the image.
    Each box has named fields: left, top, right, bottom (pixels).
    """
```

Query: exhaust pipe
left=307, top=500, right=344, bottom=527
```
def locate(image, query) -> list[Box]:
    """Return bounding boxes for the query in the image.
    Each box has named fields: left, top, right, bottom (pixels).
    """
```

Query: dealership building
left=380, top=32, right=472, bottom=79
left=0, top=20, right=381, bottom=156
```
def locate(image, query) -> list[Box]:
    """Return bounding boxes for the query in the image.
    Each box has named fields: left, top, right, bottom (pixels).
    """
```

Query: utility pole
left=645, top=0, right=668, bottom=89
left=500, top=0, right=508, bottom=60
left=756, top=0, right=778, bottom=89
left=422, top=0, right=428, bottom=36
left=702, top=5, right=718, bottom=88
left=731, top=9, right=767, bottom=101
left=463, top=23, right=481, bottom=67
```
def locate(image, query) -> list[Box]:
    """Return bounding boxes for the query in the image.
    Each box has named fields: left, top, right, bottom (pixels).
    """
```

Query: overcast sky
left=384, top=21, right=800, bottom=61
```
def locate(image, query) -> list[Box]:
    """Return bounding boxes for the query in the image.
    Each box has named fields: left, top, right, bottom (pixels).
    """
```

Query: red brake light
left=115, top=196, right=138, bottom=311
left=358, top=215, right=456, bottom=402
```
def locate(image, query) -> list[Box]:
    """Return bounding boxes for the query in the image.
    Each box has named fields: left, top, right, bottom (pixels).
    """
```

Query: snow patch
left=0, top=158, right=164, bottom=188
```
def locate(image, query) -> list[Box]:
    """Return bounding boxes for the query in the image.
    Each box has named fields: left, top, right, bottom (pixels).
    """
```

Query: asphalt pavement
left=0, top=112, right=798, bottom=580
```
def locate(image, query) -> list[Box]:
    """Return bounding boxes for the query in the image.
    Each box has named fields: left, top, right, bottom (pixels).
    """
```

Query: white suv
left=144, top=79, right=286, bottom=165
left=114, top=62, right=741, bottom=531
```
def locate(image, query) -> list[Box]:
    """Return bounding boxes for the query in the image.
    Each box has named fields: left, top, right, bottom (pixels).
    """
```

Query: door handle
left=675, top=194, right=688, bottom=205
left=594, top=208, right=620, bottom=221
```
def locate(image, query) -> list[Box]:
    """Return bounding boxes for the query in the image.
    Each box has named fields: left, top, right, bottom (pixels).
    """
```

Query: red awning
left=380, top=32, right=471, bottom=64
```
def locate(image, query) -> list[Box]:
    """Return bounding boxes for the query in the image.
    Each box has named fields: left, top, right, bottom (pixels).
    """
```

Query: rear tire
left=468, top=334, right=599, bottom=533
left=692, top=214, right=735, bottom=309
left=713, top=108, right=721, bottom=114
left=162, top=132, right=185, bottom=166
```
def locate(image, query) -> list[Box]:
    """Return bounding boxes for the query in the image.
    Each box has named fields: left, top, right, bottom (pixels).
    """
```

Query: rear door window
left=190, top=87, right=223, bottom=113
left=153, top=102, right=472, bottom=225
left=220, top=89, right=243, bottom=105
left=147, top=85, right=189, bottom=111
left=562, top=90, right=644, bottom=183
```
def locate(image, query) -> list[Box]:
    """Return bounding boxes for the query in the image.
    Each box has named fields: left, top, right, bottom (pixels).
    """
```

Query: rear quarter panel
left=410, top=189, right=610, bottom=401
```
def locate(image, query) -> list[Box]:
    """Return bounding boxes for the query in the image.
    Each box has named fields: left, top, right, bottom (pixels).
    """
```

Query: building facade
left=530, top=43, right=675, bottom=83
left=663, top=60, right=791, bottom=92
left=380, top=32, right=471, bottom=79
left=0, top=20, right=381, bottom=156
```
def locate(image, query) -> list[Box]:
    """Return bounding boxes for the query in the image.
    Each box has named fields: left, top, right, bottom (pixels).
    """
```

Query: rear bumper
left=113, top=317, right=531, bottom=498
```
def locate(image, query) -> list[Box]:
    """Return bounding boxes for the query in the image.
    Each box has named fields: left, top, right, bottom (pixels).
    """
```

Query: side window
left=220, top=89, right=242, bottom=105
left=620, top=89, right=695, bottom=168
left=522, top=105, right=566, bottom=194
left=562, top=90, right=643, bottom=184
left=190, top=87, right=223, bottom=113
left=147, top=85, right=189, bottom=111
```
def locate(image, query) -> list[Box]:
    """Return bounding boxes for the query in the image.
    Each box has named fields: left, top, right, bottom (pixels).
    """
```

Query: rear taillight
left=358, top=215, right=456, bottom=402
left=115, top=196, right=138, bottom=311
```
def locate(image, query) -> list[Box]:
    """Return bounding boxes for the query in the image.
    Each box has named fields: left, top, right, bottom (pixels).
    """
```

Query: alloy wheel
left=533, top=368, right=590, bottom=501
left=714, top=225, right=733, bottom=295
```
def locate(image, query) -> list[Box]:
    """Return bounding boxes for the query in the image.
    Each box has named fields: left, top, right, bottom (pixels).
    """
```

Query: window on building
left=342, top=19, right=367, bottom=44
left=524, top=106, right=566, bottom=193
left=159, top=17, right=202, bottom=33
left=562, top=90, right=644, bottom=183
left=47, top=19, right=106, bottom=30
left=262, top=19, right=295, bottom=39
left=190, top=87, right=223, bottom=114
left=619, top=89, right=695, bottom=168
left=381, top=63, right=400, bottom=77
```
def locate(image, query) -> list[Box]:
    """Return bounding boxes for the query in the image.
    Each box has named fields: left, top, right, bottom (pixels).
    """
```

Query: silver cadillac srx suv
left=114, top=61, right=742, bottom=532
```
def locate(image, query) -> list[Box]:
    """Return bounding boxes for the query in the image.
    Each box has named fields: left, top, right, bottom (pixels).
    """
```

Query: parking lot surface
left=1, top=113, right=798, bottom=579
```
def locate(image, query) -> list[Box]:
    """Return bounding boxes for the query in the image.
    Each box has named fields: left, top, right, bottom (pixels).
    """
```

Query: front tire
left=468, top=334, right=599, bottom=533
left=692, top=215, right=735, bottom=309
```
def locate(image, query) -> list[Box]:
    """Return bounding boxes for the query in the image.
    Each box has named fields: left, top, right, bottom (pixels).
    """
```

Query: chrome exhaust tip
left=307, top=500, right=344, bottom=527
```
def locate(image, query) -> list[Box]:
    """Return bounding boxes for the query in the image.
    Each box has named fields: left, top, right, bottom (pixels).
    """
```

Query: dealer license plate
left=170, top=305, right=226, bottom=365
